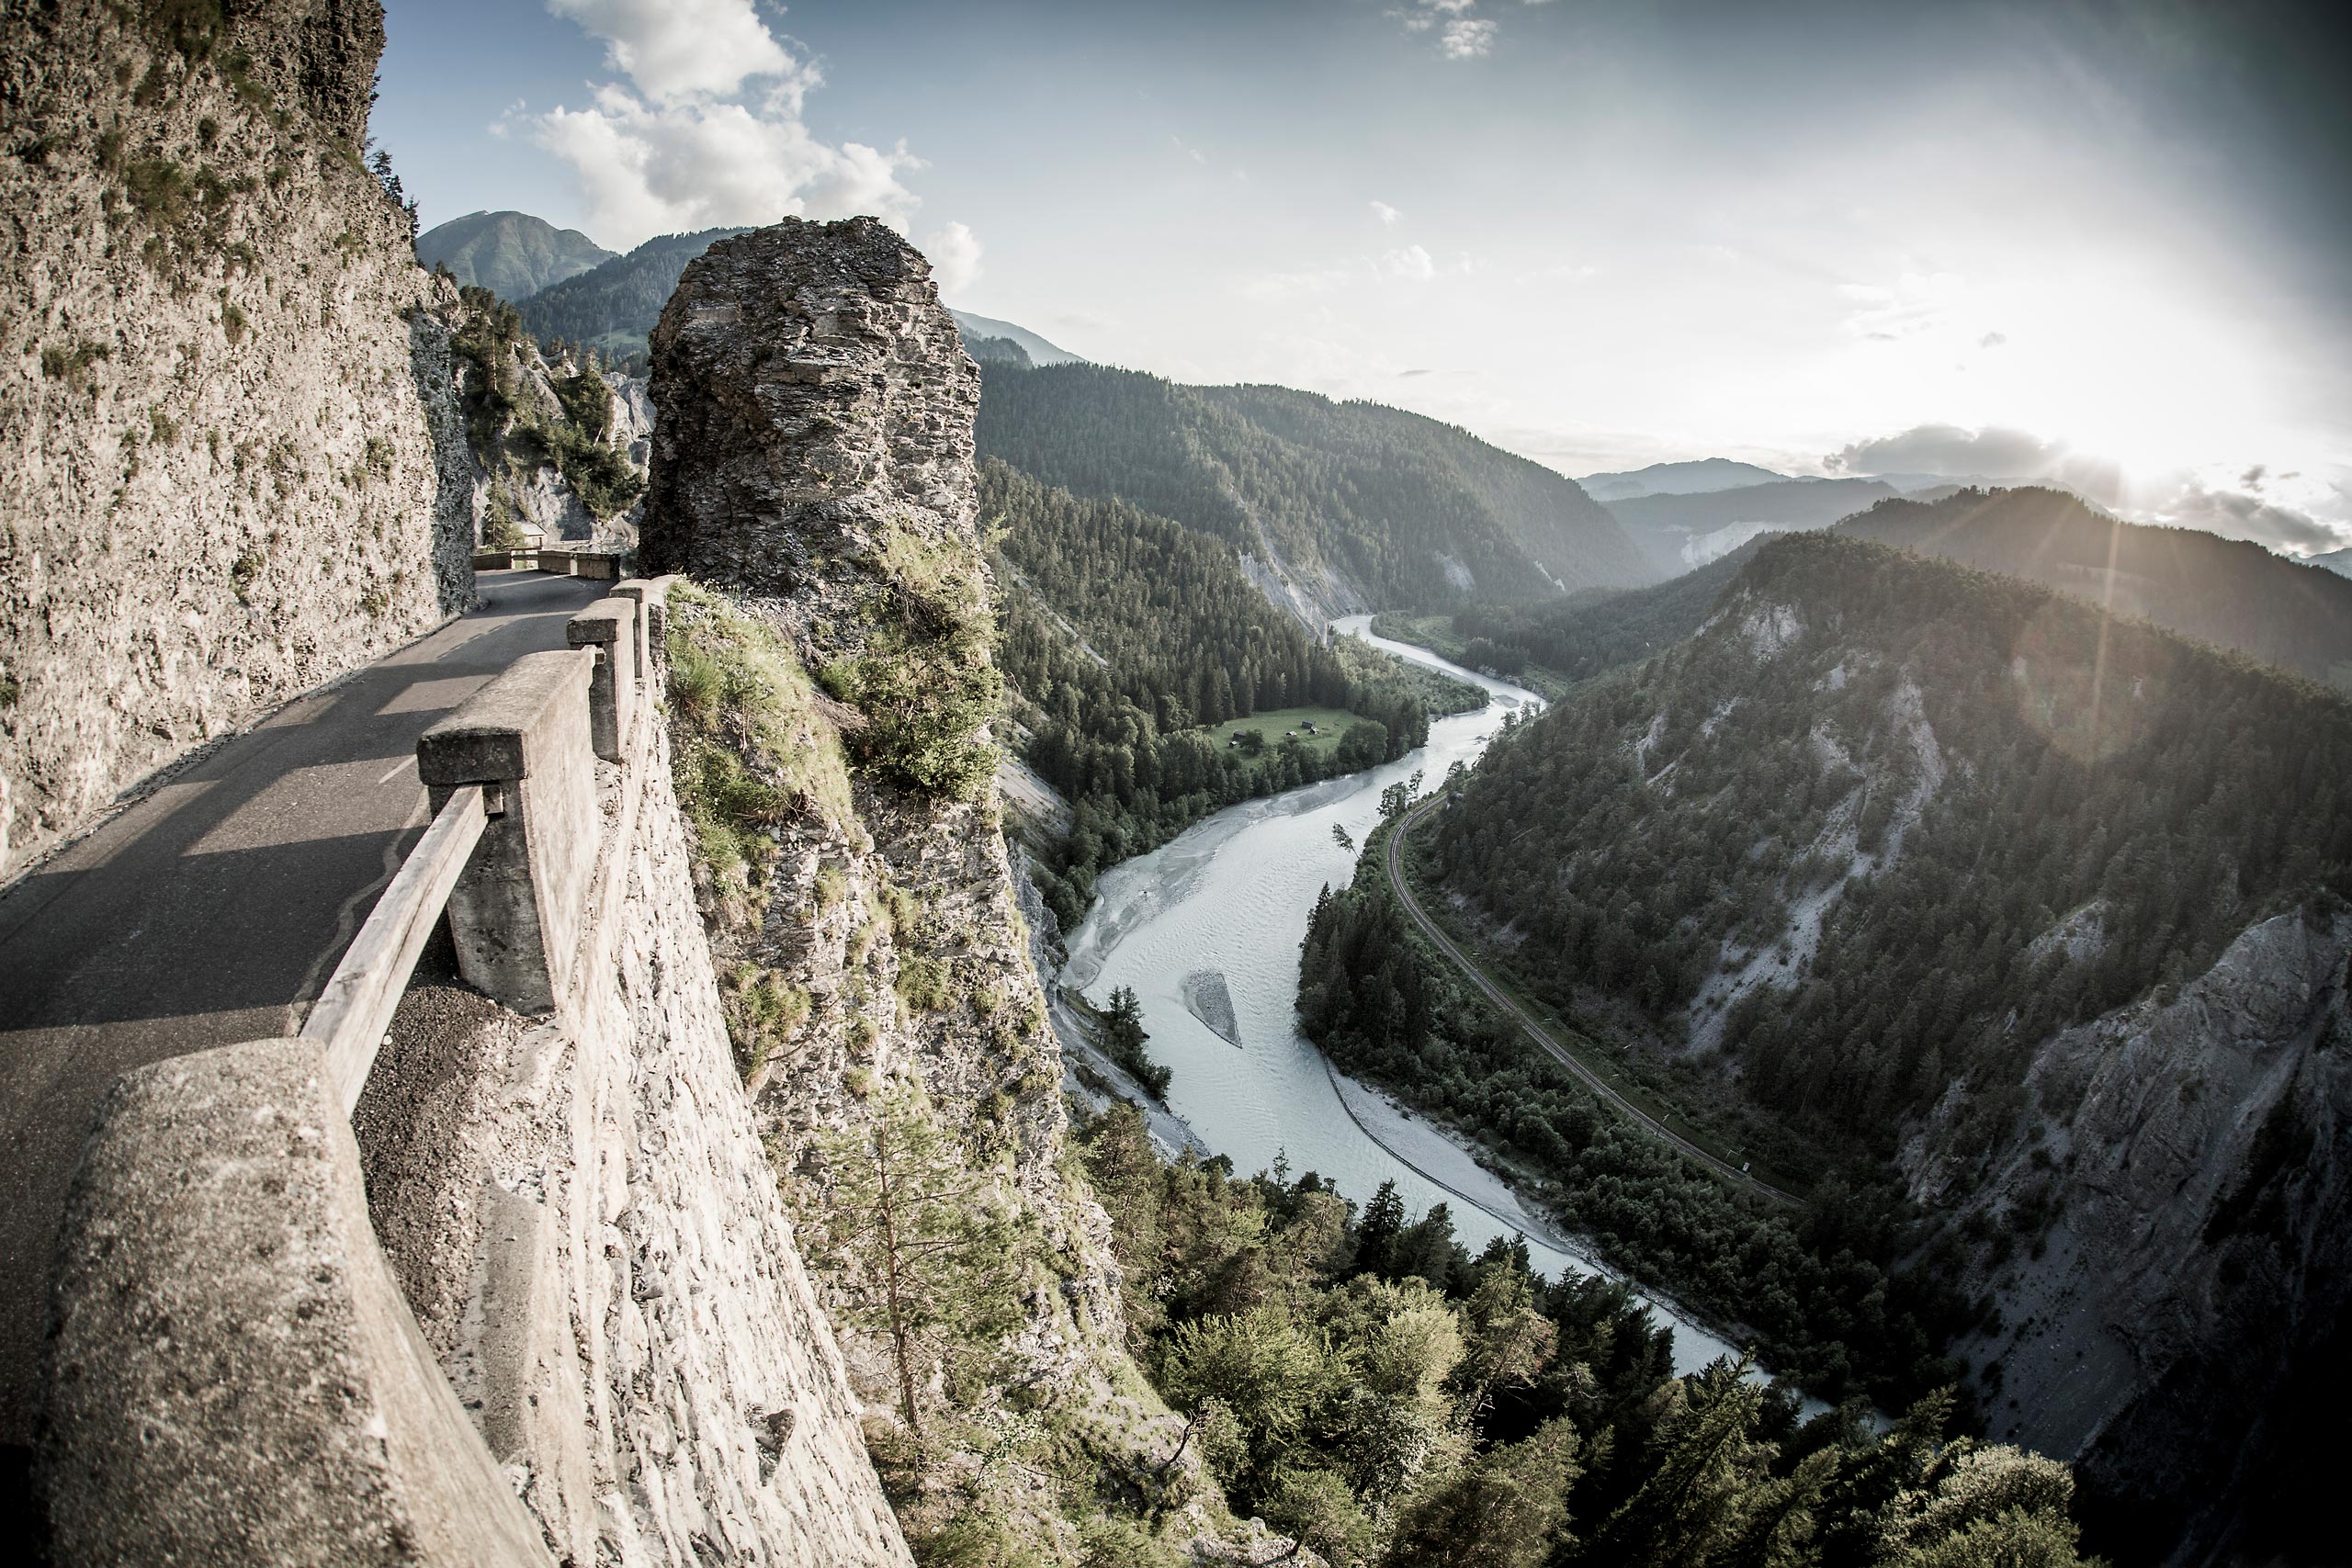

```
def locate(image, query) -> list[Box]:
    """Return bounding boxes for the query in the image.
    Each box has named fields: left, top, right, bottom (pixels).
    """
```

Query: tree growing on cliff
left=803, top=1085, right=1023, bottom=1438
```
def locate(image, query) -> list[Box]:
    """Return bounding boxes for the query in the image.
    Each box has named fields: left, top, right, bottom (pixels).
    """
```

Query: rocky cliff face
left=645, top=220, right=1283, bottom=1561
left=0, top=0, right=472, bottom=883
left=357, top=719, right=914, bottom=1567
left=1903, top=906, right=2352, bottom=1563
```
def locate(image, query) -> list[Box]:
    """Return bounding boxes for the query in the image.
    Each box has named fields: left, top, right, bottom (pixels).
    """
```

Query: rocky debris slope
left=1904, top=906, right=2352, bottom=1562
left=645, top=220, right=1287, bottom=1561
left=0, top=0, right=473, bottom=881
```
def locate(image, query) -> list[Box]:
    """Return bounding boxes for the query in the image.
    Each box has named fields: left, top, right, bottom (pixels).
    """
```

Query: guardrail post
left=566, top=599, right=636, bottom=762
left=609, top=577, right=676, bottom=681
left=417, top=649, right=599, bottom=1014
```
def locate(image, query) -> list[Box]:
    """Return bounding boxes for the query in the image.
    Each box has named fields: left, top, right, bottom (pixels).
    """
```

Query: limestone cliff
left=644, top=220, right=1289, bottom=1561
left=0, top=0, right=472, bottom=882
left=1903, top=906, right=2352, bottom=1563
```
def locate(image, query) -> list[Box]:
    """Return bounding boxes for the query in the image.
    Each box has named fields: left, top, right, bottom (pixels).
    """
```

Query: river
left=1059, top=615, right=1740, bottom=1376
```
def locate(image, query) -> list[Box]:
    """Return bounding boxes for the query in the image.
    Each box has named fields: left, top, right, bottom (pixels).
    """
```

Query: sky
left=373, top=0, right=2352, bottom=555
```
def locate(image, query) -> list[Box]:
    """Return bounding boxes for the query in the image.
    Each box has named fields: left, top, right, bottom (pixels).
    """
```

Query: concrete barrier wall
left=41, top=1037, right=552, bottom=1566
left=39, top=576, right=915, bottom=1566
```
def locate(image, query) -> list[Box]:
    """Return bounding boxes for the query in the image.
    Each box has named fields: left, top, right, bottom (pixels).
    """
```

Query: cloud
left=1393, top=0, right=1497, bottom=57
left=1379, top=244, right=1438, bottom=280
left=535, top=1, right=922, bottom=249
left=547, top=0, right=799, bottom=104
left=1826, top=423, right=2069, bottom=479
left=1979, top=331, right=2008, bottom=348
left=2241, top=463, right=2267, bottom=488
left=922, top=222, right=982, bottom=296
left=1371, top=200, right=1402, bottom=226
left=2149, top=480, right=2340, bottom=555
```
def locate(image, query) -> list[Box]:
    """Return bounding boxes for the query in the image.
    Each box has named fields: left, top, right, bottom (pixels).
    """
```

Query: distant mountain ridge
left=1837, top=487, right=2352, bottom=689
left=414, top=210, right=614, bottom=304
left=950, top=310, right=1083, bottom=366
left=976, top=361, right=1657, bottom=617
left=1605, top=477, right=1897, bottom=571
left=516, top=227, right=754, bottom=363
left=1578, top=457, right=1794, bottom=502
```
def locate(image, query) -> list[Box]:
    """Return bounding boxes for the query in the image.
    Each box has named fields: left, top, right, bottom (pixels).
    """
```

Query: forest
left=1380, top=541, right=1765, bottom=694
left=1423, top=532, right=2352, bottom=1157
left=516, top=225, right=749, bottom=367
left=1063, top=1103, right=2100, bottom=1567
left=975, top=360, right=1653, bottom=610
left=985, top=461, right=1481, bottom=925
left=1295, top=816, right=1976, bottom=1413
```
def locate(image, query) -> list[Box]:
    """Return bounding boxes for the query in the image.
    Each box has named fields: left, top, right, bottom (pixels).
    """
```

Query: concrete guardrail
left=39, top=577, right=679, bottom=1563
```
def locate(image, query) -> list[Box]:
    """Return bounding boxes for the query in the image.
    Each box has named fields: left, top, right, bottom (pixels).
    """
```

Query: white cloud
left=535, top=1, right=922, bottom=249
left=546, top=0, right=800, bottom=104
left=1392, top=0, right=1495, bottom=56
left=1371, top=200, right=1402, bottom=226
left=1826, top=423, right=2067, bottom=479
left=922, top=221, right=983, bottom=296
left=1442, top=17, right=1498, bottom=57
left=1379, top=244, right=1438, bottom=281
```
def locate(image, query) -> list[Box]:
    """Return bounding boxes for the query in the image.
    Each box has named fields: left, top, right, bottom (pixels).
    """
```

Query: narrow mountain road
left=0, top=570, right=609, bottom=1450
left=1383, top=794, right=1803, bottom=1209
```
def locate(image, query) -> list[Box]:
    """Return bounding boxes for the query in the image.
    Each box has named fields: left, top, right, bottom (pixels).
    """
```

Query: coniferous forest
left=984, top=459, right=1482, bottom=923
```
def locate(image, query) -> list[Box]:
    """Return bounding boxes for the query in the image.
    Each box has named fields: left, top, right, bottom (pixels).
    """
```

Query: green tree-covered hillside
left=414, top=209, right=613, bottom=304
left=1429, top=532, right=2352, bottom=1152
left=517, top=226, right=751, bottom=366
left=977, top=362, right=1657, bottom=610
left=988, top=461, right=1479, bottom=922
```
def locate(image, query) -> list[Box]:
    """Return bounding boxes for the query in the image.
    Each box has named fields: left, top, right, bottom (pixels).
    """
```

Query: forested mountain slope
left=986, top=460, right=1474, bottom=922
left=1415, top=532, right=2352, bottom=1561
left=976, top=362, right=1657, bottom=618
left=1837, top=486, right=2352, bottom=688
left=519, top=226, right=751, bottom=365
left=414, top=209, right=613, bottom=302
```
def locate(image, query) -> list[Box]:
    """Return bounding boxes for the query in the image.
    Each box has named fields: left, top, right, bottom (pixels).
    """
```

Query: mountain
left=986, top=459, right=1469, bottom=924
left=413, top=209, right=614, bottom=303
left=516, top=226, right=752, bottom=364
left=949, top=309, right=1084, bottom=366
left=976, top=362, right=1657, bottom=618
left=1836, top=486, right=2352, bottom=689
left=1605, top=476, right=1897, bottom=571
left=1577, top=457, right=1794, bottom=502
left=1408, top=532, right=2352, bottom=1560
left=2310, top=544, right=2352, bottom=579
left=1441, top=539, right=1767, bottom=685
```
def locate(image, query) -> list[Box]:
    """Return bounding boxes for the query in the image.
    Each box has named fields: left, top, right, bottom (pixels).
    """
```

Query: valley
left=5, top=3, right=2344, bottom=1558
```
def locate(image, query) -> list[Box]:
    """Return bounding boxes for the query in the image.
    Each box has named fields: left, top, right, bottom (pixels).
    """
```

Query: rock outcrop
left=0, top=0, right=474, bottom=882
left=645, top=220, right=1282, bottom=1560
left=1904, top=906, right=2352, bottom=1563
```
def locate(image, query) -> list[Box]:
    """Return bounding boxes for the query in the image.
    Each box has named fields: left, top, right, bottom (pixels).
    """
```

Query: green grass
left=1199, top=705, right=1363, bottom=759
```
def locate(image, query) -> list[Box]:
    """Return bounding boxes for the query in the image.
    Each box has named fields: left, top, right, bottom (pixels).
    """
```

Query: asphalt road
left=0, top=570, right=607, bottom=1449
left=1383, top=793, right=1802, bottom=1209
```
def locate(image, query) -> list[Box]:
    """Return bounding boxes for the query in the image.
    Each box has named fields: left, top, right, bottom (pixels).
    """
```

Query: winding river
left=1060, top=617, right=1740, bottom=1376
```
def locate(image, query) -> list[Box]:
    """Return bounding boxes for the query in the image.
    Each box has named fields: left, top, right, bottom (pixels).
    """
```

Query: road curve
left=1383, top=794, right=1803, bottom=1209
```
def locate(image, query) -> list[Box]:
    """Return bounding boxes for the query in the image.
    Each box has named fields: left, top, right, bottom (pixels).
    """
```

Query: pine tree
left=804, top=1086, right=1023, bottom=1437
